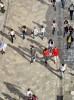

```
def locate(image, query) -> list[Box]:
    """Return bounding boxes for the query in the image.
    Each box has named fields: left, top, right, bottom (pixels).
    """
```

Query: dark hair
left=53, top=20, right=55, bottom=23
left=62, top=63, right=64, bottom=66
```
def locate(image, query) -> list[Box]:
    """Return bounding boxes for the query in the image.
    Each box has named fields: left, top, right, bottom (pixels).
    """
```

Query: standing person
left=43, top=48, right=50, bottom=64
left=32, top=27, right=38, bottom=39
left=8, top=29, right=16, bottom=43
left=30, top=45, right=36, bottom=64
left=26, top=88, right=33, bottom=100
left=68, top=4, right=74, bottom=20
left=51, top=20, right=57, bottom=35
left=21, top=25, right=28, bottom=39
left=40, top=25, right=46, bottom=40
left=52, top=47, right=59, bottom=64
left=51, top=0, right=56, bottom=11
left=66, top=34, right=73, bottom=49
left=63, top=20, right=69, bottom=37
left=48, top=39, right=54, bottom=52
left=0, top=1, right=5, bottom=13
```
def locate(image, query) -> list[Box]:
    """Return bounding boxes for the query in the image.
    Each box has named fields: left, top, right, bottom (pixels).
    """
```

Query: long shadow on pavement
left=8, top=44, right=30, bottom=62
left=36, top=58, right=61, bottom=79
left=27, top=38, right=45, bottom=50
left=0, top=97, right=4, bottom=100
left=37, top=0, right=49, bottom=5
left=1, top=31, right=11, bottom=42
left=2, top=93, right=16, bottom=100
left=4, top=82, right=28, bottom=100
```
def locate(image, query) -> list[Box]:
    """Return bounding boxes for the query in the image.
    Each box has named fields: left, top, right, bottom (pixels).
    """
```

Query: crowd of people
left=0, top=0, right=74, bottom=99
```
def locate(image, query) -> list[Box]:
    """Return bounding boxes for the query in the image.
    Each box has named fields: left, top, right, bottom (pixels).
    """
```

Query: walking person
left=21, top=25, right=28, bottom=39
left=32, top=27, right=38, bottom=39
left=60, top=63, right=67, bottom=79
left=51, top=20, right=57, bottom=35
left=52, top=47, right=59, bottom=64
left=61, top=0, right=65, bottom=8
left=63, top=20, right=69, bottom=37
left=40, top=25, right=46, bottom=40
left=26, top=88, right=33, bottom=100
left=66, top=34, right=73, bottom=50
left=43, top=48, right=50, bottom=64
left=51, top=0, right=56, bottom=11
left=48, top=39, right=54, bottom=52
left=68, top=4, right=74, bottom=20
left=0, top=1, right=5, bottom=13
left=30, top=45, right=36, bottom=64
left=8, top=29, right=16, bottom=43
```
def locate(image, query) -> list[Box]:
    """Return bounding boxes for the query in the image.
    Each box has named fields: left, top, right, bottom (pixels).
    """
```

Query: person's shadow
left=4, top=82, right=28, bottom=100
left=8, top=44, right=31, bottom=62
left=0, top=97, right=4, bottom=100
left=2, top=93, right=16, bottom=100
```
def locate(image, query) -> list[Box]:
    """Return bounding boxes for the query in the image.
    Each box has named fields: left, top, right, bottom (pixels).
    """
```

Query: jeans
left=52, top=27, right=55, bottom=35
left=67, top=43, right=71, bottom=49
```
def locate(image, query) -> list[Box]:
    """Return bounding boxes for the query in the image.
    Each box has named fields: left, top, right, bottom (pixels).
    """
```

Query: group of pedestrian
left=63, top=19, right=74, bottom=49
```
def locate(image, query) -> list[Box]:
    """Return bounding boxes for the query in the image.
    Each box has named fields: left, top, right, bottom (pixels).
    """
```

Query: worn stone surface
left=0, top=0, right=74, bottom=100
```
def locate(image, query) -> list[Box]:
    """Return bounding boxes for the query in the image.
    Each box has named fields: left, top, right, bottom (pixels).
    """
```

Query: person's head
left=53, top=20, right=55, bottom=23
left=64, top=20, right=68, bottom=24
left=32, top=94, right=36, bottom=97
left=62, top=63, right=64, bottom=66
left=23, top=25, right=26, bottom=29
left=27, top=88, right=31, bottom=91
left=44, top=48, right=47, bottom=51
left=71, top=3, right=73, bottom=6
left=11, top=28, right=13, bottom=31
left=41, top=25, right=44, bottom=28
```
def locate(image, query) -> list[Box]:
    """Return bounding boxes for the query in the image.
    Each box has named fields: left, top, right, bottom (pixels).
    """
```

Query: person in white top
left=32, top=27, right=38, bottom=39
left=26, top=88, right=33, bottom=100
left=40, top=25, right=46, bottom=40
left=68, top=4, right=74, bottom=20
left=48, top=39, right=54, bottom=52
left=0, top=41, right=7, bottom=54
left=60, top=63, right=67, bottom=72
left=0, top=1, right=5, bottom=13
left=8, top=29, right=16, bottom=43
left=51, top=20, right=57, bottom=35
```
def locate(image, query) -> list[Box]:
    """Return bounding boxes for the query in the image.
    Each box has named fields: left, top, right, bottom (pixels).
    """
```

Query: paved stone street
left=0, top=0, right=74, bottom=100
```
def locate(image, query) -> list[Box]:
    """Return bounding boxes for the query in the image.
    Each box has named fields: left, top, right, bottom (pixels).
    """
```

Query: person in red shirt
left=43, top=48, right=50, bottom=64
left=52, top=47, right=59, bottom=64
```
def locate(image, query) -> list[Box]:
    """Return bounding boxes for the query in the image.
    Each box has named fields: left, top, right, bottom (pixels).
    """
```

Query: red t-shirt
left=43, top=50, right=50, bottom=57
left=52, top=48, right=59, bottom=56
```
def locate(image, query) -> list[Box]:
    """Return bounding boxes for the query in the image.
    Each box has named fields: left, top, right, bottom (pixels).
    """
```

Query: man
left=51, top=0, right=56, bottom=10
left=52, top=47, right=59, bottom=64
left=21, top=25, right=27, bottom=39
left=8, top=29, right=16, bottom=43
left=43, top=48, right=50, bottom=64
left=40, top=25, right=46, bottom=40
left=60, top=63, right=67, bottom=79
left=67, top=34, right=73, bottom=49
left=68, top=4, right=74, bottom=20
left=26, top=88, right=33, bottom=100
left=30, top=45, right=36, bottom=63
